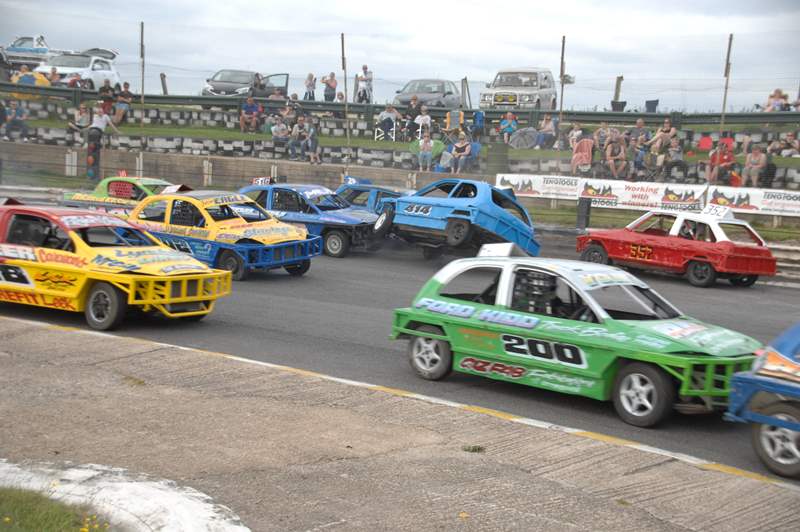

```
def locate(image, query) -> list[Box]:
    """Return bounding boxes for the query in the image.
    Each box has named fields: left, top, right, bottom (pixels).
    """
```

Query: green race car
left=391, top=244, right=761, bottom=427
left=62, top=176, right=188, bottom=213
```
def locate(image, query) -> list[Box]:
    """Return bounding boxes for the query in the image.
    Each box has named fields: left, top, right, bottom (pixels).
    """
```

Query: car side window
left=439, top=267, right=502, bottom=305
left=138, top=200, right=168, bottom=223
left=170, top=200, right=206, bottom=227
left=678, top=220, right=715, bottom=242
left=633, top=214, right=677, bottom=236
left=420, top=183, right=456, bottom=198
left=452, top=183, right=478, bottom=198
left=510, top=269, right=596, bottom=322
left=6, top=214, right=73, bottom=251
left=107, top=180, right=139, bottom=200
left=272, top=190, right=303, bottom=212
left=346, top=190, right=370, bottom=207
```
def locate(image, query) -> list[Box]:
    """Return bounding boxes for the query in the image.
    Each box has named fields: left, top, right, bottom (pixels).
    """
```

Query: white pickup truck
left=479, top=67, right=558, bottom=110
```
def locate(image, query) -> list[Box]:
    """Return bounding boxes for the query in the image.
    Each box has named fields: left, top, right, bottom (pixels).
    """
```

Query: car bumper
left=127, top=270, right=232, bottom=317
left=239, top=236, right=323, bottom=269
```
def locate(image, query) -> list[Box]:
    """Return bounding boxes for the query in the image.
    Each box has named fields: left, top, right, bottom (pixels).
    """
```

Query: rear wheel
left=445, top=219, right=472, bottom=247
left=580, top=243, right=609, bottom=264
left=612, top=362, right=675, bottom=428
left=218, top=250, right=248, bottom=281
left=686, top=261, right=716, bottom=287
left=323, top=230, right=350, bottom=258
left=729, top=275, right=758, bottom=287
left=285, top=259, right=311, bottom=276
left=751, top=403, right=800, bottom=478
left=408, top=326, right=452, bottom=381
left=85, top=282, right=128, bottom=331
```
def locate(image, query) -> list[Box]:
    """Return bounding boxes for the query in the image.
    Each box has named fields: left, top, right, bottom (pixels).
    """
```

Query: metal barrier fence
left=3, top=81, right=800, bottom=130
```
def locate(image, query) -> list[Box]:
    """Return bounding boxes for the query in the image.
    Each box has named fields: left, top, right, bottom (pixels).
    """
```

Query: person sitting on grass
left=605, top=133, right=627, bottom=179
left=418, top=131, right=433, bottom=171
left=533, top=113, right=556, bottom=150
left=240, top=96, right=261, bottom=133
left=706, top=141, right=735, bottom=184
left=377, top=104, right=401, bottom=139
left=499, top=112, right=517, bottom=144
left=646, top=118, right=677, bottom=153
left=270, top=116, right=290, bottom=144
left=451, top=132, right=471, bottom=174
left=768, top=132, right=799, bottom=157
left=742, top=145, right=767, bottom=188
left=568, top=122, right=583, bottom=150
left=3, top=100, right=29, bottom=142
left=288, top=115, right=309, bottom=160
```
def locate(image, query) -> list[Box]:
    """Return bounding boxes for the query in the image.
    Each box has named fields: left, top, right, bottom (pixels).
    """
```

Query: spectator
left=605, top=133, right=627, bottom=179
left=322, top=72, right=337, bottom=102
left=763, top=89, right=789, bottom=112
left=279, top=102, right=296, bottom=126
left=355, top=64, right=373, bottom=104
left=335, top=92, right=345, bottom=103
left=568, top=122, right=583, bottom=150
left=707, top=142, right=735, bottom=184
left=742, top=145, right=767, bottom=188
left=16, top=65, right=35, bottom=85
left=768, top=132, right=799, bottom=157
left=68, top=103, right=91, bottom=143
left=451, top=132, right=471, bottom=174
left=240, top=96, right=261, bottom=133
left=267, top=88, right=284, bottom=101
left=626, top=118, right=650, bottom=145
left=0, top=100, right=6, bottom=137
left=112, top=82, right=134, bottom=125
left=303, top=73, right=316, bottom=101
left=288, top=115, right=309, bottom=160
left=401, top=95, right=421, bottom=139
left=647, top=118, right=677, bottom=153
left=593, top=121, right=612, bottom=152
left=303, top=121, right=321, bottom=164
left=47, top=67, right=60, bottom=86
left=630, top=134, right=649, bottom=176
left=98, top=79, right=115, bottom=114
left=664, top=137, right=688, bottom=177
left=418, top=131, right=433, bottom=171
left=3, top=100, right=29, bottom=142
left=86, top=104, right=120, bottom=147
left=271, top=117, right=290, bottom=143
left=414, top=105, right=431, bottom=134
left=499, top=112, right=517, bottom=144
left=376, top=104, right=401, bottom=139
left=533, top=113, right=556, bottom=150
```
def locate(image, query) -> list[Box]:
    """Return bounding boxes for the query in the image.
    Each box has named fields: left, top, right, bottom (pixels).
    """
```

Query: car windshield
left=492, top=72, right=539, bottom=88
left=76, top=226, right=156, bottom=247
left=308, top=193, right=350, bottom=211
left=719, top=223, right=763, bottom=245
left=588, top=284, right=679, bottom=321
left=48, top=55, right=91, bottom=68
left=207, top=202, right=271, bottom=222
left=212, top=70, right=253, bottom=83
left=401, top=80, right=445, bottom=94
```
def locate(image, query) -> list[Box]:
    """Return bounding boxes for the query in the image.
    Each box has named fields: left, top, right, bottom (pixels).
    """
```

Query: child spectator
left=593, top=121, right=612, bottom=151
left=742, top=145, right=767, bottom=188
left=3, top=100, right=29, bottom=142
left=418, top=131, right=433, bottom=171
left=499, top=112, right=517, bottom=144
left=303, top=73, right=316, bottom=101
left=763, top=89, right=789, bottom=112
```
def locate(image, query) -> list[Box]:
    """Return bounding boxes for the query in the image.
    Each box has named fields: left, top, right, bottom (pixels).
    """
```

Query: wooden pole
left=341, top=33, right=350, bottom=173
left=139, top=21, right=145, bottom=129
left=719, top=33, right=733, bottom=138
left=558, top=36, right=565, bottom=126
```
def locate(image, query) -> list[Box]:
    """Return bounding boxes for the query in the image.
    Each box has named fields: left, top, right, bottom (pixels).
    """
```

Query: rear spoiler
left=162, top=184, right=193, bottom=193
left=0, top=198, right=23, bottom=205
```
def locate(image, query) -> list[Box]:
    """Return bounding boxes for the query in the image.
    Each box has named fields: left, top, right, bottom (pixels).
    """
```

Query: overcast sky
left=2, top=0, right=799, bottom=111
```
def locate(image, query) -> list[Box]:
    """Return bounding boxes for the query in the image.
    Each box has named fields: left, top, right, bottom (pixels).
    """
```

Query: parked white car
left=35, top=50, right=120, bottom=90
left=479, top=67, right=557, bottom=110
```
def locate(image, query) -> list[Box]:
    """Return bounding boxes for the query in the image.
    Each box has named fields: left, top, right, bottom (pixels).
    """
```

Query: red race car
left=576, top=206, right=776, bottom=288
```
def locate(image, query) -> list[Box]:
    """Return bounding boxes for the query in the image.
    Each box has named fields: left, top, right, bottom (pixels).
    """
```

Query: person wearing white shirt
left=414, top=106, right=431, bottom=134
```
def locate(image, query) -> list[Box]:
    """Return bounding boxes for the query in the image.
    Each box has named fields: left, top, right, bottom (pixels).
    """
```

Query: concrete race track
left=2, top=232, right=799, bottom=479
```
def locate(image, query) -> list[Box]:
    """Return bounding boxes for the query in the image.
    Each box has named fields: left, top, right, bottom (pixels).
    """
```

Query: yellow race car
left=0, top=203, right=231, bottom=330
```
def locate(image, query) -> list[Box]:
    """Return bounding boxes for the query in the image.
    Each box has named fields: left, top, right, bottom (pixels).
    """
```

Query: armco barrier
left=0, top=185, right=63, bottom=205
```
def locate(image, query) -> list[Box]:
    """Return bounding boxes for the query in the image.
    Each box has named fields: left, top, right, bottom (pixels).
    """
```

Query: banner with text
left=496, top=174, right=800, bottom=218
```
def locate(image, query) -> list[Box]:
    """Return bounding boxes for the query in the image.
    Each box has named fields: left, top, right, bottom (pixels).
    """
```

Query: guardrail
left=0, top=185, right=63, bottom=205
left=3, top=81, right=800, bottom=129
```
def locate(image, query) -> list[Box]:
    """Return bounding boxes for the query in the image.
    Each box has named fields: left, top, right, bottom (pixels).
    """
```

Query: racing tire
left=219, top=250, right=248, bottom=281
left=729, top=275, right=758, bottom=287
left=580, top=243, right=609, bottom=264
left=408, top=326, right=452, bottom=381
left=751, top=402, right=800, bottom=479
left=285, top=259, right=311, bottom=277
left=612, top=362, right=676, bottom=428
left=422, top=246, right=444, bottom=260
left=686, top=261, right=716, bottom=288
left=373, top=206, right=394, bottom=239
left=323, top=230, right=350, bottom=258
left=85, top=282, right=128, bottom=331
left=445, top=219, right=472, bottom=247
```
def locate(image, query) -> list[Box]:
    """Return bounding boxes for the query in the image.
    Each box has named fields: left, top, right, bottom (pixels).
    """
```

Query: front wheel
left=85, top=282, right=128, bottom=330
left=373, top=206, right=394, bottom=238
left=285, top=259, right=311, bottom=276
left=445, top=219, right=472, bottom=247
left=751, top=402, right=800, bottom=478
left=408, top=326, right=452, bottom=381
left=580, top=243, right=609, bottom=264
left=686, top=261, right=716, bottom=288
left=218, top=250, right=248, bottom=281
left=324, top=230, right=350, bottom=258
left=612, top=362, right=675, bottom=428
left=729, top=275, right=758, bottom=287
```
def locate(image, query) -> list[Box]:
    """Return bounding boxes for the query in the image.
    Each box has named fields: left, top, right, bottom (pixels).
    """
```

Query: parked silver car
left=479, top=67, right=557, bottom=110
left=393, top=79, right=461, bottom=108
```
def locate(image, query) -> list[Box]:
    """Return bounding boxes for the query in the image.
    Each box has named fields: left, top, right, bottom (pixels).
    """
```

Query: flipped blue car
left=374, top=178, right=540, bottom=259
left=240, top=180, right=378, bottom=258
left=335, top=183, right=415, bottom=214
left=726, top=322, right=800, bottom=479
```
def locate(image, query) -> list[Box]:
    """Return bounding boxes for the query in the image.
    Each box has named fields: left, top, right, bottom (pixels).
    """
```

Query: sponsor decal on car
left=0, top=288, right=76, bottom=310
left=160, top=263, right=208, bottom=274
left=33, top=271, right=77, bottom=290
left=60, top=215, right=131, bottom=228
left=651, top=320, right=708, bottom=338
left=36, top=249, right=88, bottom=268
left=414, top=297, right=539, bottom=329
left=459, top=357, right=527, bottom=379
left=202, top=194, right=250, bottom=206
left=0, top=264, right=33, bottom=287
left=0, top=244, right=36, bottom=261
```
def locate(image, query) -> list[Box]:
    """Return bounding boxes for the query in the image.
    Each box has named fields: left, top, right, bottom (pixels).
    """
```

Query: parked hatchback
left=202, top=69, right=289, bottom=98
left=35, top=51, right=121, bottom=90
left=394, top=79, right=461, bottom=108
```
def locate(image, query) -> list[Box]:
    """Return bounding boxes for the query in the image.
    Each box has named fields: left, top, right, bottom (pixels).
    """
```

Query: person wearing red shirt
left=708, top=142, right=735, bottom=184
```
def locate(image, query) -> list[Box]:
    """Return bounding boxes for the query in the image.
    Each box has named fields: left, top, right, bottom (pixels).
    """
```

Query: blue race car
left=726, top=323, right=800, bottom=479
left=335, top=183, right=415, bottom=214
left=240, top=180, right=378, bottom=258
left=374, top=178, right=540, bottom=259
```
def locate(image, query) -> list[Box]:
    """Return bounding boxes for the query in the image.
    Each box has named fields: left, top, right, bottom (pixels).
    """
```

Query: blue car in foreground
left=240, top=181, right=378, bottom=258
left=335, top=183, right=415, bottom=215
left=374, top=178, right=540, bottom=259
left=726, top=323, right=800, bottom=478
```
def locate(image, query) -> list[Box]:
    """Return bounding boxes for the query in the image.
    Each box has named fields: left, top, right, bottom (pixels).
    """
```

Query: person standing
left=88, top=104, right=120, bottom=143
left=303, top=121, right=321, bottom=164
left=68, top=103, right=92, bottom=143
left=355, top=64, right=373, bottom=103
left=418, top=131, right=433, bottom=171
left=304, top=73, right=316, bottom=101
left=3, top=100, right=29, bottom=142
left=322, top=72, right=337, bottom=102
left=742, top=145, right=767, bottom=188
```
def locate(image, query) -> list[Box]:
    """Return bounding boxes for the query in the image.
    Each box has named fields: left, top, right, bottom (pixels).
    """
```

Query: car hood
left=214, top=218, right=307, bottom=245
left=615, top=317, right=762, bottom=357
left=206, top=80, right=249, bottom=91
left=88, top=246, right=211, bottom=275
left=319, top=207, right=378, bottom=225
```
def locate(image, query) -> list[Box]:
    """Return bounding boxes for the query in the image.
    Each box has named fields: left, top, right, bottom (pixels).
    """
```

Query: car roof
left=495, top=67, right=551, bottom=73
left=102, top=176, right=172, bottom=186
left=277, top=184, right=333, bottom=193
left=342, top=184, right=413, bottom=194
left=643, top=209, right=748, bottom=226
left=214, top=69, right=256, bottom=75
left=0, top=205, right=133, bottom=228
left=404, top=79, right=449, bottom=84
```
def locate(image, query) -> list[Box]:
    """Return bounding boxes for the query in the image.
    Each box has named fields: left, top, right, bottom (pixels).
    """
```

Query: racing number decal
left=629, top=244, right=653, bottom=261
left=0, top=265, right=33, bottom=286
left=501, top=334, right=586, bottom=368
left=404, top=204, right=431, bottom=216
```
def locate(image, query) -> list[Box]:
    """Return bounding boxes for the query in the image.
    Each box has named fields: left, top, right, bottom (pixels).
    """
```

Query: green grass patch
left=1, top=170, right=86, bottom=189
left=0, top=487, right=110, bottom=531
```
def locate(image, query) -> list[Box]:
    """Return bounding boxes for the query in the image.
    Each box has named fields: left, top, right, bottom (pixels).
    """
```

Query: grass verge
left=0, top=487, right=109, bottom=531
